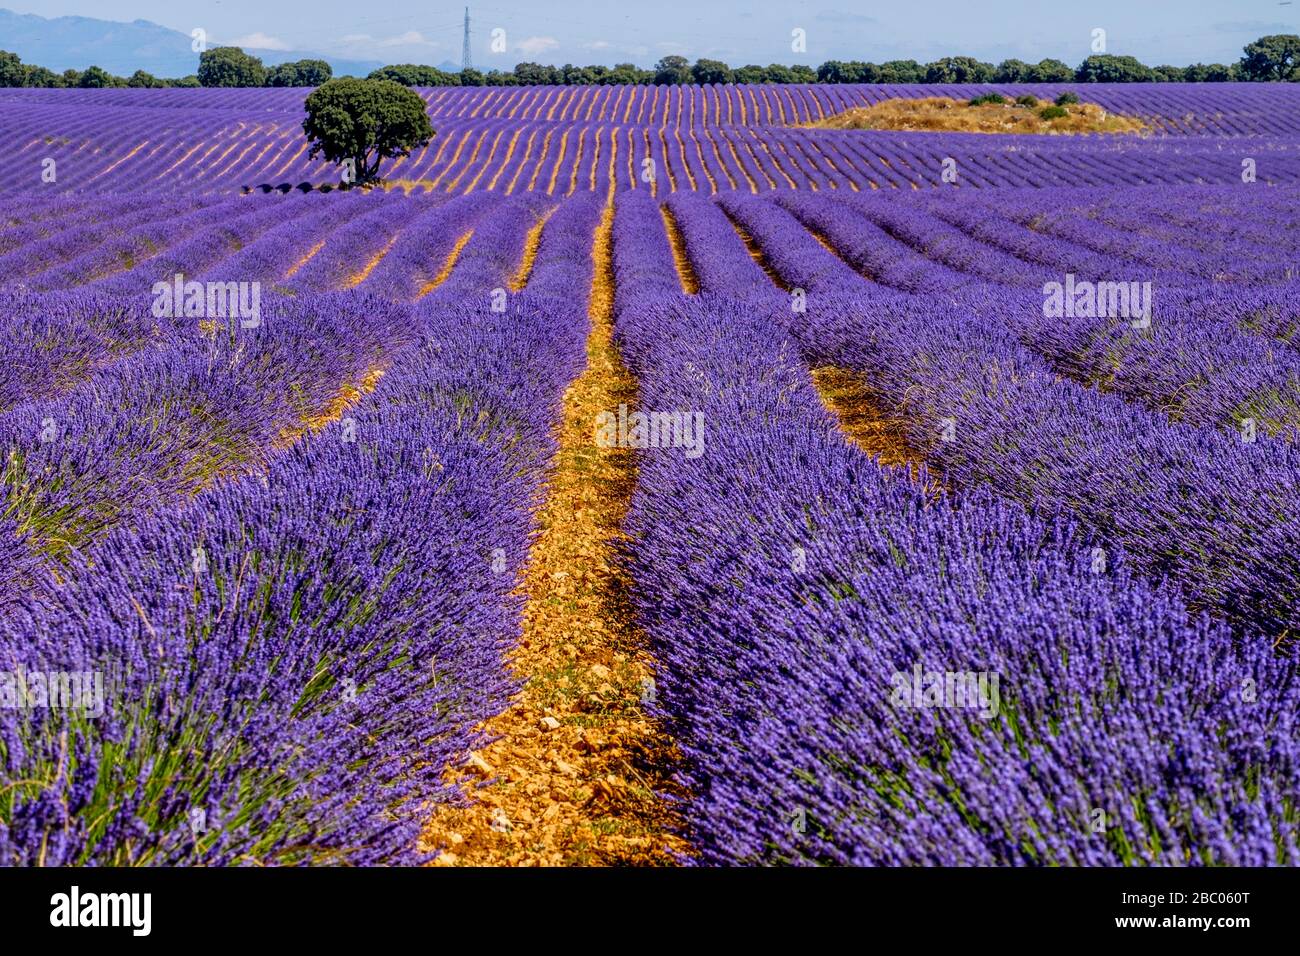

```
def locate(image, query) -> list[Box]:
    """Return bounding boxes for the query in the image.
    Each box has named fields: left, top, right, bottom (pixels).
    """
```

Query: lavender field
left=2, top=81, right=1300, bottom=868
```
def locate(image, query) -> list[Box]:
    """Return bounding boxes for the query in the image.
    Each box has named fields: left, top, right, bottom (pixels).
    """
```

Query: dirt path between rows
left=421, top=200, right=687, bottom=866
left=810, top=365, right=941, bottom=490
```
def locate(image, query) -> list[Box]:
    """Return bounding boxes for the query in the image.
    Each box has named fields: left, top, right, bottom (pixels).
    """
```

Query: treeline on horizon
left=2, top=34, right=1298, bottom=89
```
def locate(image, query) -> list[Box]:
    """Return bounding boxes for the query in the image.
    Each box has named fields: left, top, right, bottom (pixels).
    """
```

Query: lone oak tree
left=302, top=78, right=435, bottom=185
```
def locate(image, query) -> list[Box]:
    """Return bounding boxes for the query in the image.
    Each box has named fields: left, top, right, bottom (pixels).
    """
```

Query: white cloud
left=580, top=39, right=649, bottom=59
left=230, top=32, right=291, bottom=51
left=379, top=31, right=439, bottom=48
left=330, top=32, right=448, bottom=57
left=514, top=36, right=560, bottom=57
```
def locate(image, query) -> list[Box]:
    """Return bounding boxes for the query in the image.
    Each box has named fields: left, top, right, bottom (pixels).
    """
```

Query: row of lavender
left=7, top=183, right=1299, bottom=627
left=5, top=178, right=1299, bottom=864
left=0, top=190, right=556, bottom=299
left=733, top=188, right=1300, bottom=437
left=689, top=187, right=1300, bottom=634
left=7, top=82, right=1300, bottom=135
left=612, top=189, right=1300, bottom=864
left=751, top=190, right=1300, bottom=440
left=5, top=180, right=1297, bottom=317
left=0, top=193, right=596, bottom=863
left=7, top=104, right=1300, bottom=196
left=5, top=183, right=1296, bottom=495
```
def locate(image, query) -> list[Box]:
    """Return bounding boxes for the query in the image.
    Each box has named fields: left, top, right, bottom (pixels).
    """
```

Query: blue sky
left=7, top=1, right=1297, bottom=67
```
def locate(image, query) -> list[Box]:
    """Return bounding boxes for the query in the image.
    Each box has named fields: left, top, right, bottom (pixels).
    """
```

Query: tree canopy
left=301, top=77, right=434, bottom=185
left=367, top=63, right=459, bottom=86
left=653, top=55, right=692, bottom=85
left=77, top=65, right=114, bottom=88
left=127, top=69, right=165, bottom=88
left=267, top=59, right=333, bottom=87
left=1239, top=34, right=1300, bottom=81
left=1075, top=54, right=1157, bottom=83
left=691, top=59, right=733, bottom=85
left=0, top=50, right=23, bottom=87
left=925, top=56, right=996, bottom=84
left=198, top=47, right=267, bottom=88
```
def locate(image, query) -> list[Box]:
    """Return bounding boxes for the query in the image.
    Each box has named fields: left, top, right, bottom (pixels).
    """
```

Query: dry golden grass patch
left=381, top=178, right=440, bottom=194
left=273, top=367, right=386, bottom=450
left=341, top=234, right=399, bottom=289
left=658, top=203, right=700, bottom=294
left=420, top=201, right=688, bottom=866
left=811, top=366, right=944, bottom=495
left=508, top=205, right=559, bottom=292
left=282, top=239, right=326, bottom=279
left=417, top=230, right=474, bottom=298
left=719, top=206, right=790, bottom=291
left=807, top=97, right=1149, bottom=135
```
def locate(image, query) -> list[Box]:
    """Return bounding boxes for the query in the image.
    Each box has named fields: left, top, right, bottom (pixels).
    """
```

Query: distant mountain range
left=0, top=7, right=391, bottom=77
